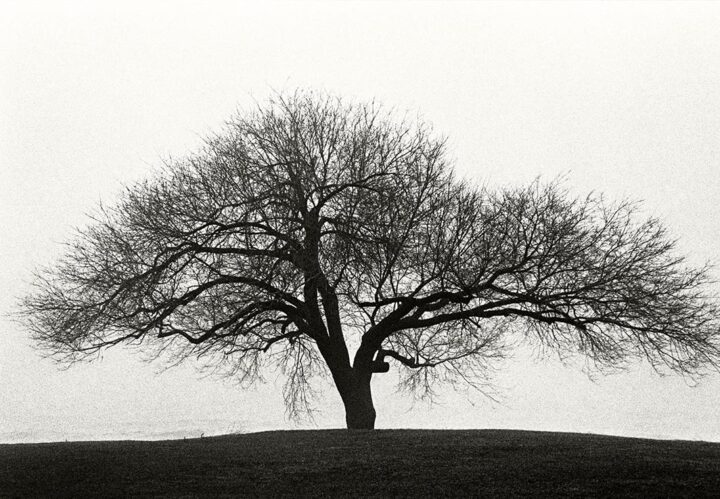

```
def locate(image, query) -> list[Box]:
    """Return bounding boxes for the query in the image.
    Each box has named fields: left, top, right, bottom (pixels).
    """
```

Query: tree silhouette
left=18, top=90, right=720, bottom=429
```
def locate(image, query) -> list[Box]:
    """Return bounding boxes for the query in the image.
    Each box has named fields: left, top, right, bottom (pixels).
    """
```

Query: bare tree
left=18, top=90, right=720, bottom=429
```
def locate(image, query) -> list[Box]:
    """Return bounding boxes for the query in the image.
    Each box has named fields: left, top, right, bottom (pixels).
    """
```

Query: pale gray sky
left=2, top=1, right=720, bottom=442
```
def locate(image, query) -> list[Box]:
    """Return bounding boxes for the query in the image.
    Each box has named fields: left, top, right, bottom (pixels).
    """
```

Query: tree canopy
left=19, top=90, right=720, bottom=428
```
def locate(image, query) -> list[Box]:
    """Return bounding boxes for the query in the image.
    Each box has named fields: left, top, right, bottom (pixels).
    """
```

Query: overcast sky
left=2, top=1, right=720, bottom=443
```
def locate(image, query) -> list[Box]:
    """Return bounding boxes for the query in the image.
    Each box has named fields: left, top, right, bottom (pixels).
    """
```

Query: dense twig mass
left=18, top=90, right=720, bottom=428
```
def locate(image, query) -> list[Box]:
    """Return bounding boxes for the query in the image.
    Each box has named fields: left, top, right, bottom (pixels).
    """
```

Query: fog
left=2, top=1, right=719, bottom=442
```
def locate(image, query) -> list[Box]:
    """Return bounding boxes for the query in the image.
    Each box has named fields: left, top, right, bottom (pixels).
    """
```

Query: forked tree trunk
left=318, top=332, right=379, bottom=429
left=336, top=370, right=376, bottom=429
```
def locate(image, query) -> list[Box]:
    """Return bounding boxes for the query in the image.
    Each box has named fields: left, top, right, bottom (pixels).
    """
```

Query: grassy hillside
left=1, top=429, right=719, bottom=497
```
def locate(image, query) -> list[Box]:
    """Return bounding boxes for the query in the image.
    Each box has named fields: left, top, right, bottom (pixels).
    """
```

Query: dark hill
left=1, top=429, right=719, bottom=497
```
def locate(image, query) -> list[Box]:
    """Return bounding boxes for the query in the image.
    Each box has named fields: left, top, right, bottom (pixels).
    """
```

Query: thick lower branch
left=378, top=348, right=436, bottom=368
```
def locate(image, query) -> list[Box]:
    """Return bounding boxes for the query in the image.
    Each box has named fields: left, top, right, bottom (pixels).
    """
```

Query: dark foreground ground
left=1, top=429, right=719, bottom=497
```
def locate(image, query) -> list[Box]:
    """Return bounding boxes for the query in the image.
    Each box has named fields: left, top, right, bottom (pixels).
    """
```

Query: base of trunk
left=340, top=375, right=377, bottom=429
left=345, top=404, right=376, bottom=429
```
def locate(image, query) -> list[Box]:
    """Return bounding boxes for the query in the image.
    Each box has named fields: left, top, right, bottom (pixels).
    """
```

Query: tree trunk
left=318, top=332, right=378, bottom=429
left=337, top=371, right=376, bottom=429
